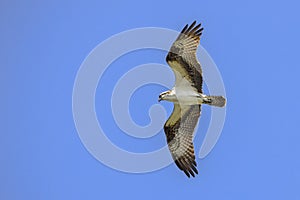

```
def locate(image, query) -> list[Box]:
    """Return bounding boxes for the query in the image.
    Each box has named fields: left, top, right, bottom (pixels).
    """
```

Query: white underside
left=164, top=87, right=207, bottom=105
left=164, top=60, right=206, bottom=105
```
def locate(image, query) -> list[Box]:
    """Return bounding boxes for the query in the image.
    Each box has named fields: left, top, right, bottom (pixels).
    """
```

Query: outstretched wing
left=164, top=104, right=201, bottom=177
left=166, top=21, right=204, bottom=93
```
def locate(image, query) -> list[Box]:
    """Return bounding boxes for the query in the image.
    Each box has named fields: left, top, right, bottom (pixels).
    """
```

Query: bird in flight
left=158, top=21, right=226, bottom=178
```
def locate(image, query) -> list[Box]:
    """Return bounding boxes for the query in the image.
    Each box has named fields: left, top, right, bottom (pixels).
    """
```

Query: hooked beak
left=158, top=96, right=162, bottom=102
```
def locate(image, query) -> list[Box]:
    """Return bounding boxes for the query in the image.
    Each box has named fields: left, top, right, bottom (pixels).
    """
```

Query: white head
left=158, top=90, right=176, bottom=102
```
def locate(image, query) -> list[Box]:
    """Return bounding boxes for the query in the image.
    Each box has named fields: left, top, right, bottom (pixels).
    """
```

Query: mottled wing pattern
left=164, top=104, right=201, bottom=177
left=166, top=21, right=204, bottom=93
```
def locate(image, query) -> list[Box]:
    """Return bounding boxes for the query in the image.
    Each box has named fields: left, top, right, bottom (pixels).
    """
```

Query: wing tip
left=175, top=157, right=198, bottom=178
left=181, top=21, right=204, bottom=37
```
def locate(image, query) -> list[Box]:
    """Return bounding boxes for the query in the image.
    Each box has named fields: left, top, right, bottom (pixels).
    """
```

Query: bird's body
left=159, top=21, right=226, bottom=178
left=160, top=87, right=208, bottom=105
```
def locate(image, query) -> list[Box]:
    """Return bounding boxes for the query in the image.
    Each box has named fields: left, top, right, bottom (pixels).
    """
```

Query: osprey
left=159, top=21, right=226, bottom=178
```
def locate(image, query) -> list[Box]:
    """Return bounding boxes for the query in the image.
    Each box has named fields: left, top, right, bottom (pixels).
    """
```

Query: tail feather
left=205, top=96, right=226, bottom=107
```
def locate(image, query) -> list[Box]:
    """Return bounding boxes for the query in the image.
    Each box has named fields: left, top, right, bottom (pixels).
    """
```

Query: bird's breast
left=173, top=88, right=203, bottom=105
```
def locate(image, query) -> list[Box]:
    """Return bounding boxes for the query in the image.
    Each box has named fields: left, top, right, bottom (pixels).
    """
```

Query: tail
left=204, top=96, right=226, bottom=107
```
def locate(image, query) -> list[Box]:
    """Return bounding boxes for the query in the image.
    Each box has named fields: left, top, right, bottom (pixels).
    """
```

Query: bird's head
left=158, top=90, right=174, bottom=102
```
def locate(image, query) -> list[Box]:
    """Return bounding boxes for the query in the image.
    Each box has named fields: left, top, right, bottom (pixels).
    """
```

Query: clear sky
left=1, top=0, right=300, bottom=199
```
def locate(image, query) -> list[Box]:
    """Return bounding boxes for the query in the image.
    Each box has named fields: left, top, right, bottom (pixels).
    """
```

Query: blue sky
left=1, top=0, right=300, bottom=199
